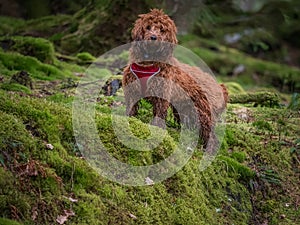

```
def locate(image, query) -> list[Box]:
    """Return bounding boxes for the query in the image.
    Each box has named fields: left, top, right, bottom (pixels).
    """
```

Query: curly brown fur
left=122, top=9, right=228, bottom=148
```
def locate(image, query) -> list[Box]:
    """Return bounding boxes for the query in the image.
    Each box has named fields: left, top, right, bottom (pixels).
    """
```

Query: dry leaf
left=64, top=209, right=75, bottom=217
left=63, top=196, right=78, bottom=203
left=129, top=213, right=137, bottom=219
left=56, top=215, right=68, bottom=224
left=56, top=209, right=75, bottom=224
left=31, top=207, right=38, bottom=221
left=145, top=177, right=154, bottom=185
left=46, top=143, right=54, bottom=150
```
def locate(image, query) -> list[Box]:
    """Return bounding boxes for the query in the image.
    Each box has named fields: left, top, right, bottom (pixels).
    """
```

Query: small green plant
left=259, top=168, right=281, bottom=185
left=231, top=151, right=247, bottom=163
left=219, top=155, right=256, bottom=182
left=290, top=138, right=300, bottom=154
left=288, top=93, right=300, bottom=110
left=252, top=120, right=273, bottom=131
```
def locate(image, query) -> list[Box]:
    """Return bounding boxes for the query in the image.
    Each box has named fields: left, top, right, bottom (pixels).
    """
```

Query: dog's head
left=131, top=9, right=178, bottom=44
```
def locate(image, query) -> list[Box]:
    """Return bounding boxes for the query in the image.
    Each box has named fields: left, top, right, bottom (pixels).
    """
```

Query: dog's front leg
left=123, top=79, right=140, bottom=117
left=124, top=96, right=139, bottom=117
left=151, top=98, right=169, bottom=129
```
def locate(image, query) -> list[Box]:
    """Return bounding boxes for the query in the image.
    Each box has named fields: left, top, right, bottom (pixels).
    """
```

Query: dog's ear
left=165, top=19, right=178, bottom=44
left=131, top=12, right=150, bottom=41
left=131, top=17, right=144, bottom=41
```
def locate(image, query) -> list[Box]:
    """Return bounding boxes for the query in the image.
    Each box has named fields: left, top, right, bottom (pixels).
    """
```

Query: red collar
left=130, top=63, right=160, bottom=78
left=130, top=63, right=160, bottom=95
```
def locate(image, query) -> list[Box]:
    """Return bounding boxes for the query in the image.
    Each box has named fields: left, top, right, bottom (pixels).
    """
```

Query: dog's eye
left=160, top=28, right=165, bottom=32
left=146, top=25, right=151, bottom=30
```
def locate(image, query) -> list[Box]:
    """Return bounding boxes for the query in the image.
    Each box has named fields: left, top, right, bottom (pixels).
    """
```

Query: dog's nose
left=150, top=35, right=157, bottom=40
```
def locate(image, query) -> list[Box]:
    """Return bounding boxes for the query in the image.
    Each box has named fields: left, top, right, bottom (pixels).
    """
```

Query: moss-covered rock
left=0, top=36, right=55, bottom=64
left=0, top=52, right=67, bottom=81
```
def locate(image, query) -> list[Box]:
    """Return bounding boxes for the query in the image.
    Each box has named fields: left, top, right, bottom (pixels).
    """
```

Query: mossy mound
left=225, top=104, right=300, bottom=224
left=0, top=36, right=84, bottom=94
left=1, top=83, right=299, bottom=224
left=0, top=36, right=55, bottom=64
left=0, top=89, right=257, bottom=224
left=0, top=51, right=68, bottom=81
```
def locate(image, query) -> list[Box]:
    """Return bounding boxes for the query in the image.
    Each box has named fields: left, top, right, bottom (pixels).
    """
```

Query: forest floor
left=0, top=28, right=299, bottom=225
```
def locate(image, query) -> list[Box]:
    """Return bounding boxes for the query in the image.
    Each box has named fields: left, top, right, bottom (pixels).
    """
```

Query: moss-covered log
left=229, top=91, right=280, bottom=107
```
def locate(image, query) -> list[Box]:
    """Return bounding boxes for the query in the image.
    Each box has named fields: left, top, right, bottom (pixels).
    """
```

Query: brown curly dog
left=122, top=9, right=228, bottom=149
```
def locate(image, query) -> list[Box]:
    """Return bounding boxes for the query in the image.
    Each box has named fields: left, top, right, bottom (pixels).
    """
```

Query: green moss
left=17, top=15, right=73, bottom=43
left=0, top=168, right=31, bottom=221
left=0, top=217, right=23, bottom=225
left=0, top=36, right=56, bottom=64
left=46, top=93, right=74, bottom=104
left=253, top=120, right=273, bottom=131
left=94, top=113, right=175, bottom=166
left=229, top=91, right=280, bottom=107
left=0, top=17, right=25, bottom=36
left=0, top=90, right=73, bottom=148
left=0, top=38, right=299, bottom=225
left=218, top=156, right=256, bottom=182
left=76, top=52, right=96, bottom=62
left=0, top=111, right=36, bottom=162
left=0, top=52, right=72, bottom=80
left=224, top=82, right=246, bottom=95
left=231, top=151, right=247, bottom=163
left=0, top=83, right=32, bottom=94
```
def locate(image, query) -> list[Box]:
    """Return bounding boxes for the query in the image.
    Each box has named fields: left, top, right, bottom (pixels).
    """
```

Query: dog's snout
left=150, top=35, right=157, bottom=40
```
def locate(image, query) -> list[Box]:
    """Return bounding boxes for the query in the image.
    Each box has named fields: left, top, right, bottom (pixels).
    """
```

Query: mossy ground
left=0, top=33, right=299, bottom=225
